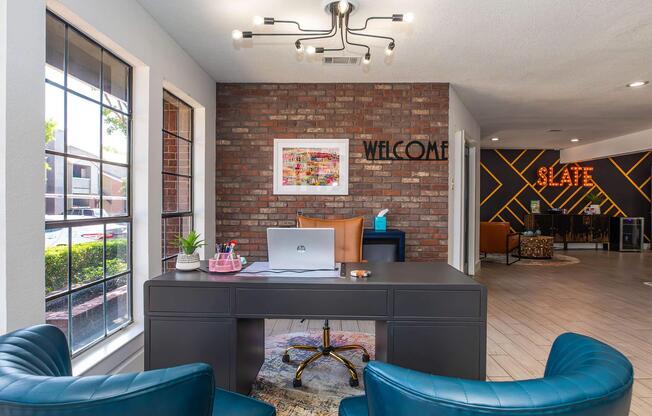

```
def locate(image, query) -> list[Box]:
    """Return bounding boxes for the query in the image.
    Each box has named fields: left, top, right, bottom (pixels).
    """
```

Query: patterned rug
left=484, top=253, right=580, bottom=266
left=251, top=331, right=374, bottom=416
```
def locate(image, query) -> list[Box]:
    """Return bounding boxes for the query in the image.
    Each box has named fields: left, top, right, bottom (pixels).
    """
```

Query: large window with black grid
left=44, top=12, right=132, bottom=354
left=162, top=91, right=193, bottom=271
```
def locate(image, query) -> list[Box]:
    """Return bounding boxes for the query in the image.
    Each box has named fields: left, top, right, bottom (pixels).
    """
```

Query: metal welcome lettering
left=363, top=140, right=448, bottom=161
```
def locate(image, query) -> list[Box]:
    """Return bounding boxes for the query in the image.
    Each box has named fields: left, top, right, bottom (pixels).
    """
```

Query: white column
left=0, top=0, right=46, bottom=333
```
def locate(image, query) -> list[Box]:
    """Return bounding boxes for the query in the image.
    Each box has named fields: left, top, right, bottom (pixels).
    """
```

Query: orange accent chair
left=480, top=221, right=521, bottom=265
left=281, top=216, right=370, bottom=388
left=296, top=215, right=364, bottom=263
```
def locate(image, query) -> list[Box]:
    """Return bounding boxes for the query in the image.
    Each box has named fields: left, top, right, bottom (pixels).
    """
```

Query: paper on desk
left=235, top=262, right=341, bottom=278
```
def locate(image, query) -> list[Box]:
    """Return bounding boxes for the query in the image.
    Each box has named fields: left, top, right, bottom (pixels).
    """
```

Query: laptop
left=267, top=228, right=335, bottom=270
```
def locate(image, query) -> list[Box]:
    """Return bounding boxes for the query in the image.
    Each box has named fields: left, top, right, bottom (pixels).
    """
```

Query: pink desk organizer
left=208, top=253, right=242, bottom=273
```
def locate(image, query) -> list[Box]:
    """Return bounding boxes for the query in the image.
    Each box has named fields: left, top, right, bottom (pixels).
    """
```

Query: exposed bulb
left=306, top=45, right=316, bottom=55
left=295, top=40, right=303, bottom=53
left=252, top=16, right=264, bottom=26
left=385, top=42, right=395, bottom=56
left=231, top=30, right=243, bottom=40
left=363, top=53, right=371, bottom=64
left=404, top=12, right=415, bottom=23
left=338, top=0, right=350, bottom=14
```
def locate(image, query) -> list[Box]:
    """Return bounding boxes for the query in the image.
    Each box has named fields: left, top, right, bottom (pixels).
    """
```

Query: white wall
left=561, top=127, right=652, bottom=163
left=0, top=0, right=46, bottom=333
left=448, top=86, right=481, bottom=274
left=1, top=0, right=216, bottom=372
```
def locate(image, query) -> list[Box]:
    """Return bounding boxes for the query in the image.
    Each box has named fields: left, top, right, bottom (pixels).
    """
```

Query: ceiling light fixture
left=231, top=1, right=413, bottom=67
left=491, top=137, right=500, bottom=142
left=570, top=138, right=581, bottom=143
left=627, top=81, right=649, bottom=88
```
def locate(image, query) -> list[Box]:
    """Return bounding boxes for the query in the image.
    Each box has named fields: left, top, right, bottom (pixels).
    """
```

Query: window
left=45, top=12, right=132, bottom=354
left=162, top=90, right=193, bottom=272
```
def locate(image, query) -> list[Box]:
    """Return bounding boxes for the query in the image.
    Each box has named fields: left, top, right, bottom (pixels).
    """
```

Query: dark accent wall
left=480, top=149, right=651, bottom=241
left=215, top=83, right=450, bottom=261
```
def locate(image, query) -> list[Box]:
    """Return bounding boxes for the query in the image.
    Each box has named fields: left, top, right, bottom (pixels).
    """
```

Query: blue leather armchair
left=0, top=325, right=275, bottom=416
left=340, top=333, right=633, bottom=416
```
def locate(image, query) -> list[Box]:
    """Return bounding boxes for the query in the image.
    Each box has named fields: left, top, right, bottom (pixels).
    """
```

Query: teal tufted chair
left=0, top=325, right=275, bottom=416
left=340, top=333, right=633, bottom=416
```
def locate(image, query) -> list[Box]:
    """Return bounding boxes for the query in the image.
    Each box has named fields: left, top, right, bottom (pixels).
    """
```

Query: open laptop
left=267, top=228, right=336, bottom=270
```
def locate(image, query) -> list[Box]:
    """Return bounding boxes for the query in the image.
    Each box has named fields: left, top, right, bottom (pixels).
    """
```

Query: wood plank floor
left=266, top=250, right=652, bottom=415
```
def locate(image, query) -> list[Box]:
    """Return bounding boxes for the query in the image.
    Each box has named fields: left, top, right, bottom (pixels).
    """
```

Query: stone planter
left=176, top=252, right=200, bottom=271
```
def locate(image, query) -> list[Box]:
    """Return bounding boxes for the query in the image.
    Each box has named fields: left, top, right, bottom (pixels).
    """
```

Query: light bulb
left=231, top=30, right=243, bottom=40
left=306, top=45, right=316, bottom=55
left=295, top=40, right=303, bottom=53
left=252, top=16, right=264, bottom=26
left=363, top=53, right=371, bottom=64
left=385, top=42, right=395, bottom=56
left=338, top=0, right=350, bottom=14
left=404, top=12, right=415, bottom=23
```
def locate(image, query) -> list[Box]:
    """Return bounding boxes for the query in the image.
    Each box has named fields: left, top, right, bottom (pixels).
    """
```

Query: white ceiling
left=136, top=0, right=652, bottom=149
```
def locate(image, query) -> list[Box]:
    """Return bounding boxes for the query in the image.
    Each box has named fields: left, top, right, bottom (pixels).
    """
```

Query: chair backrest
left=363, top=332, right=633, bottom=416
left=297, top=216, right=364, bottom=263
left=0, top=324, right=72, bottom=379
left=0, top=325, right=215, bottom=416
left=480, top=221, right=511, bottom=253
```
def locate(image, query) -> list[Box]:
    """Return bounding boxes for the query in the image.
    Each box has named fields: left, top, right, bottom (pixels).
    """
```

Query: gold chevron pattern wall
left=480, top=149, right=651, bottom=242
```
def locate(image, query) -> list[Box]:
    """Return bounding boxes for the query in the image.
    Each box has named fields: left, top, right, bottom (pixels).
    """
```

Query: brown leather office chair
left=480, top=221, right=521, bottom=265
left=282, top=215, right=370, bottom=388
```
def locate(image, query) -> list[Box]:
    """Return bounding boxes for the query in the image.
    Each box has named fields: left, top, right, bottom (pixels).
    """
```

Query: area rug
left=251, top=331, right=374, bottom=416
left=483, top=253, right=580, bottom=266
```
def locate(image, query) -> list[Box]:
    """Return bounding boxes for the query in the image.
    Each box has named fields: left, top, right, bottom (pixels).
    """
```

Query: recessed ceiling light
left=627, top=81, right=649, bottom=88
left=491, top=137, right=500, bottom=142
left=570, top=138, right=581, bottom=143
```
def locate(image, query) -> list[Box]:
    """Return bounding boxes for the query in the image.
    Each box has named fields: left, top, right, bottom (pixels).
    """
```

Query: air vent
left=322, top=56, right=361, bottom=65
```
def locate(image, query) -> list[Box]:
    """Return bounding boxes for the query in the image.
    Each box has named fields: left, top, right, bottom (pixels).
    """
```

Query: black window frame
left=45, top=10, right=133, bottom=356
left=161, top=90, right=194, bottom=271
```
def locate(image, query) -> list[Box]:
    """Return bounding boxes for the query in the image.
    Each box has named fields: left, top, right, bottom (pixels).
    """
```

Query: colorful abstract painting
left=282, top=147, right=340, bottom=187
left=273, top=139, right=349, bottom=195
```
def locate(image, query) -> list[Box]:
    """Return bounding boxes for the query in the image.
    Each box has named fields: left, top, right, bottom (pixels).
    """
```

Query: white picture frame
left=273, top=138, right=349, bottom=195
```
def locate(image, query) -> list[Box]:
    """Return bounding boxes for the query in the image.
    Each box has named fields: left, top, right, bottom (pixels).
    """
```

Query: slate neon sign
left=536, top=166, right=594, bottom=187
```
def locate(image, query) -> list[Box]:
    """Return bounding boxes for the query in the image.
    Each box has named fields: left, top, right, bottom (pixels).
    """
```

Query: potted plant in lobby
left=584, top=192, right=602, bottom=215
left=175, top=230, right=205, bottom=271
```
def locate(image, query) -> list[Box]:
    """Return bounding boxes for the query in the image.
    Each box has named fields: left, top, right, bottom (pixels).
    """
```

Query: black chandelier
left=231, top=0, right=414, bottom=65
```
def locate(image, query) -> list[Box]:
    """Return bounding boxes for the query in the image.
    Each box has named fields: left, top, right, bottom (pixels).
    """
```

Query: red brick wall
left=215, top=83, right=449, bottom=261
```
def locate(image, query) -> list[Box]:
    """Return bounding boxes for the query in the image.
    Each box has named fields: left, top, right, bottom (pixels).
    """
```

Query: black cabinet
left=525, top=214, right=610, bottom=249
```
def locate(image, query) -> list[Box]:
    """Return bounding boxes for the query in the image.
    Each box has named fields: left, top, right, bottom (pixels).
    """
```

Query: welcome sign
left=363, top=140, right=448, bottom=161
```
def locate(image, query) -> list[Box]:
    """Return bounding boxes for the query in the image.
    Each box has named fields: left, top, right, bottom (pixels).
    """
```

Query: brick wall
left=216, top=83, right=449, bottom=261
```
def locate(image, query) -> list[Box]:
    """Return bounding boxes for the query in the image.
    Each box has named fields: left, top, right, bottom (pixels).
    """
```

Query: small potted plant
left=175, top=230, right=205, bottom=271
left=584, top=192, right=602, bottom=215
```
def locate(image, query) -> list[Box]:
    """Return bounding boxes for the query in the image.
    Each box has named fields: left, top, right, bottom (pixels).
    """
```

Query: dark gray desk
left=144, top=262, right=487, bottom=394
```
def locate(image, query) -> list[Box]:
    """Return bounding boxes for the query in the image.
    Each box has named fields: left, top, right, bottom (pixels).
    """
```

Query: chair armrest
left=0, top=363, right=215, bottom=416
left=506, top=232, right=520, bottom=251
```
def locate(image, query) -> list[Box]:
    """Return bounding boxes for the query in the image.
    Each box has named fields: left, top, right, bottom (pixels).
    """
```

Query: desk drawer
left=148, top=286, right=230, bottom=314
left=235, top=288, right=388, bottom=317
left=394, top=290, right=481, bottom=318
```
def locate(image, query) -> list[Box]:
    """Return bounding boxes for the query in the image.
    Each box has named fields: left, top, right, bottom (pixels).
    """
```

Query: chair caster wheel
left=282, top=354, right=290, bottom=363
left=293, top=378, right=302, bottom=388
left=349, top=378, right=359, bottom=387
left=362, top=354, right=370, bottom=362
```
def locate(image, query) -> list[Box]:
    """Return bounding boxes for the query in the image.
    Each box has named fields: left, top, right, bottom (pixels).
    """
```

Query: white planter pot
left=176, top=252, right=200, bottom=271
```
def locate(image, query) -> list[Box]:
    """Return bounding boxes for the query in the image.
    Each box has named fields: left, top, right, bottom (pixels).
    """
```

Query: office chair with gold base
left=282, top=216, right=370, bottom=388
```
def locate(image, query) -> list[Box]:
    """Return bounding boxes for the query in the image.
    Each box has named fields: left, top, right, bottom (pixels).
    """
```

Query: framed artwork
left=273, top=139, right=349, bottom=195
